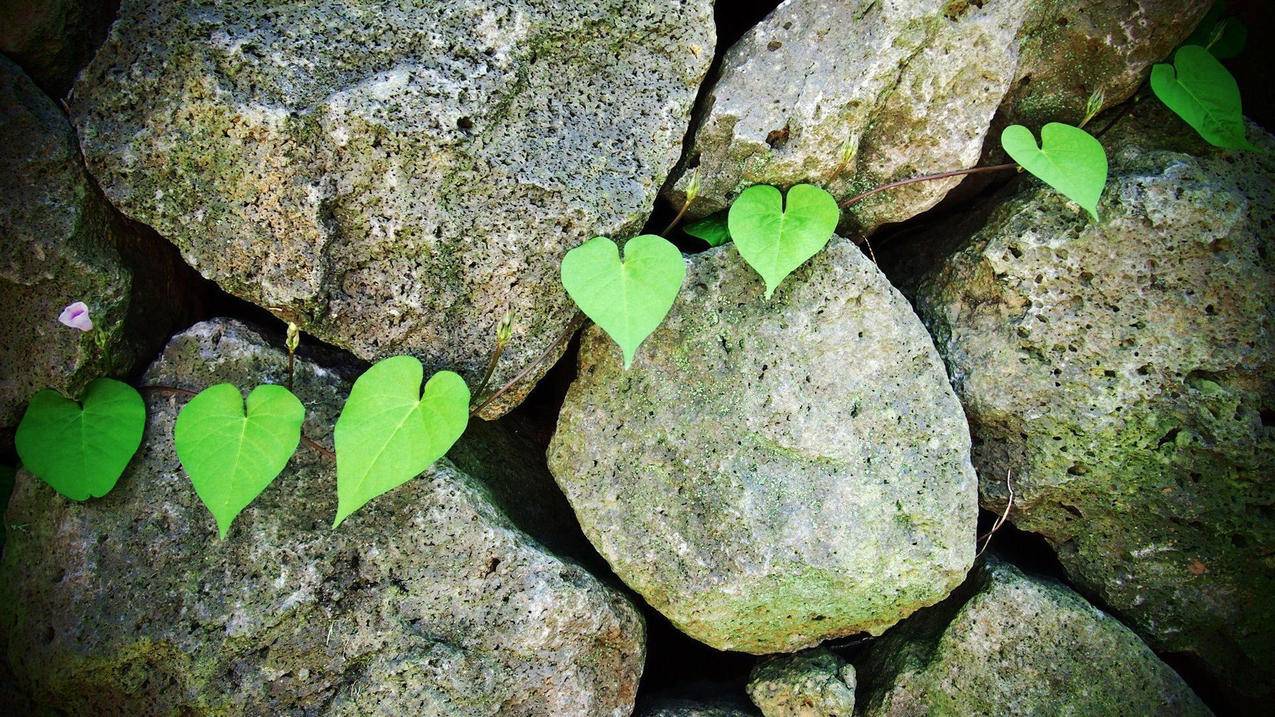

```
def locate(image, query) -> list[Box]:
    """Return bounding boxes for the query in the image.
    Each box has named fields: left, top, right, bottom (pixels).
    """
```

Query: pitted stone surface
left=912, top=107, right=1275, bottom=705
left=549, top=237, right=977, bottom=653
left=666, top=0, right=1206, bottom=233
left=1, top=319, right=645, bottom=716
left=70, top=0, right=715, bottom=417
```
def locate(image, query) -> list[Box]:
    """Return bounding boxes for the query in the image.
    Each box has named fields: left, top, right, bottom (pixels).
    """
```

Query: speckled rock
left=0, top=319, right=645, bottom=716
left=911, top=107, right=1275, bottom=706
left=666, top=0, right=1206, bottom=233
left=856, top=560, right=1209, bottom=716
left=548, top=237, right=978, bottom=653
left=0, top=56, right=190, bottom=426
left=747, top=648, right=855, bottom=717
left=0, top=0, right=116, bottom=97
left=69, top=0, right=715, bottom=418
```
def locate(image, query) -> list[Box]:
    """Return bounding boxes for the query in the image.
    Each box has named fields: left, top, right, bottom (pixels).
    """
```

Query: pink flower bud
left=58, top=301, right=93, bottom=332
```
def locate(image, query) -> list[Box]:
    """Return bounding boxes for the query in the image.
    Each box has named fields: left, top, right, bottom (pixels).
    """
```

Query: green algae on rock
left=747, top=648, right=856, bottom=717
left=548, top=237, right=978, bottom=654
left=856, top=559, right=1210, bottom=716
left=70, top=0, right=715, bottom=419
left=0, top=319, right=645, bottom=716
left=912, top=105, right=1275, bottom=707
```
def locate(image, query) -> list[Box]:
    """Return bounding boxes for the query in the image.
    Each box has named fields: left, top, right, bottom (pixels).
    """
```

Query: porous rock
left=856, top=560, right=1209, bottom=716
left=69, top=0, right=716, bottom=418
left=0, top=56, right=190, bottom=426
left=549, top=237, right=978, bottom=653
left=0, top=319, right=645, bottom=716
left=912, top=106, right=1275, bottom=706
left=666, top=0, right=1207, bottom=233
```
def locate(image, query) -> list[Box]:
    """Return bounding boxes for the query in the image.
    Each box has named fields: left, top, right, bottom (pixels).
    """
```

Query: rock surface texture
left=856, top=560, right=1210, bottom=716
left=912, top=108, right=1275, bottom=706
left=0, top=56, right=189, bottom=426
left=747, top=648, right=856, bottom=717
left=641, top=699, right=759, bottom=717
left=69, top=0, right=715, bottom=418
left=666, top=0, right=1207, bottom=233
left=549, top=237, right=978, bottom=653
left=0, top=319, right=645, bottom=716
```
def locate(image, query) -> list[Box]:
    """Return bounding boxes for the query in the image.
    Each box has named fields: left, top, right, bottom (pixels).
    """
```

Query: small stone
left=747, top=648, right=856, bottom=717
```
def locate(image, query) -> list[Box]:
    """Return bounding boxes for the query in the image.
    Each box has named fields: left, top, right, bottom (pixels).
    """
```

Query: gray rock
left=0, top=56, right=191, bottom=426
left=0, top=0, right=116, bottom=97
left=548, top=237, right=978, bottom=653
left=747, top=648, right=855, bottom=717
left=69, top=0, right=716, bottom=418
left=856, top=560, right=1210, bottom=716
left=666, top=0, right=1206, bottom=233
left=0, top=319, right=645, bottom=716
left=911, top=106, right=1275, bottom=705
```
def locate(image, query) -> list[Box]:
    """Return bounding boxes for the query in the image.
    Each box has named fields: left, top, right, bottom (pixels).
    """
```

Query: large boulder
left=0, top=319, right=645, bottom=716
left=69, top=0, right=715, bottom=418
left=548, top=237, right=978, bottom=653
left=746, top=648, right=856, bottom=717
left=0, top=0, right=116, bottom=97
left=856, top=560, right=1209, bottom=716
left=665, top=0, right=1207, bottom=233
left=911, top=107, right=1275, bottom=706
left=0, top=56, right=192, bottom=426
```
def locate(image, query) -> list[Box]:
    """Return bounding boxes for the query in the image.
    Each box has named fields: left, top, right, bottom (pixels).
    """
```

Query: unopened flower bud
left=496, top=311, right=513, bottom=347
left=286, top=321, right=300, bottom=353
left=684, top=169, right=701, bottom=203
left=1081, top=89, right=1105, bottom=128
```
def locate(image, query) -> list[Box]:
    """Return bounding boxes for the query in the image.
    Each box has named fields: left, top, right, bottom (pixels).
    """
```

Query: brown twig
left=975, top=469, right=1015, bottom=559
left=839, top=163, right=1019, bottom=210
left=470, top=311, right=587, bottom=417
left=140, top=384, right=335, bottom=460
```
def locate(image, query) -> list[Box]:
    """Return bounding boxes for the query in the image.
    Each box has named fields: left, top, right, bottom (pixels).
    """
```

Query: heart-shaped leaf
left=174, top=383, right=305, bottom=538
left=333, top=357, right=469, bottom=526
left=727, top=184, right=840, bottom=298
left=561, top=234, right=686, bottom=368
left=1001, top=123, right=1108, bottom=221
left=684, top=213, right=732, bottom=247
left=15, top=378, right=145, bottom=500
left=1151, top=45, right=1253, bottom=150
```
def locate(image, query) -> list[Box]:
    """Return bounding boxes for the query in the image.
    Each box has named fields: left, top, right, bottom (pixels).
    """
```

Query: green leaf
left=1185, top=3, right=1246, bottom=59
left=174, top=383, right=305, bottom=538
left=561, top=234, right=686, bottom=368
left=14, top=379, right=145, bottom=501
left=1001, top=123, right=1108, bottom=221
left=727, top=184, right=840, bottom=298
left=333, top=357, right=470, bottom=526
left=684, top=213, right=731, bottom=247
left=1151, top=45, right=1252, bottom=150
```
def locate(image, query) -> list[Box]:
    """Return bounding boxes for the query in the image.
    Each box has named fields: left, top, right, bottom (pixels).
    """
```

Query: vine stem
left=140, top=384, right=335, bottom=460
left=470, top=311, right=587, bottom=417
left=838, top=162, right=1018, bottom=210
left=975, top=470, right=1015, bottom=559
left=662, top=200, right=692, bottom=236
